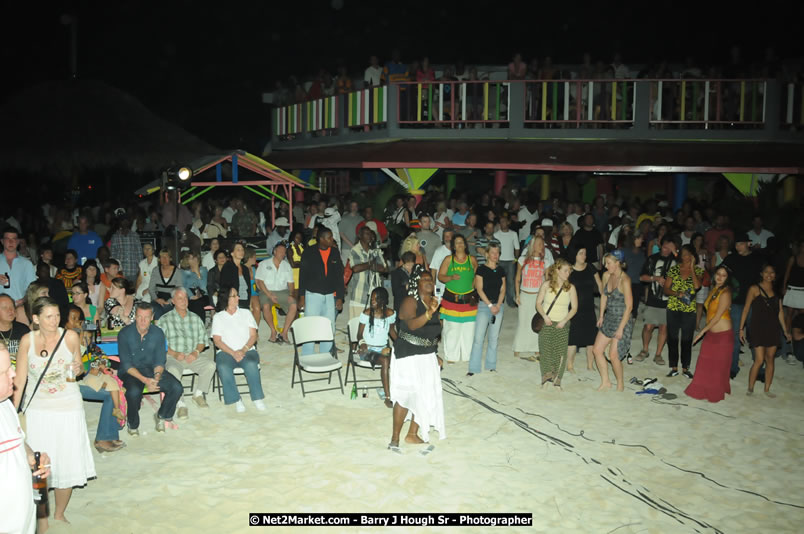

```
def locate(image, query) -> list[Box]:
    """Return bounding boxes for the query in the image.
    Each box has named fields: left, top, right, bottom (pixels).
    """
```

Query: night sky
left=4, top=2, right=801, bottom=153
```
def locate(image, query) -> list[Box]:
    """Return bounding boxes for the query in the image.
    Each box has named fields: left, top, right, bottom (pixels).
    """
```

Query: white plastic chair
left=289, top=316, right=344, bottom=397
left=344, top=316, right=383, bottom=389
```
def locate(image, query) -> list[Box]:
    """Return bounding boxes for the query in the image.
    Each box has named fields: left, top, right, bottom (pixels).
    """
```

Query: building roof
left=267, top=139, right=804, bottom=174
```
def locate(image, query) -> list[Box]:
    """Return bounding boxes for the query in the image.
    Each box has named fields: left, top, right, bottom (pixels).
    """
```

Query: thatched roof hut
left=0, top=79, right=218, bottom=177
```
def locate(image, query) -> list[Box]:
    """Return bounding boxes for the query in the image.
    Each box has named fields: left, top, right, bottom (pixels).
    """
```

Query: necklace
left=0, top=326, right=11, bottom=346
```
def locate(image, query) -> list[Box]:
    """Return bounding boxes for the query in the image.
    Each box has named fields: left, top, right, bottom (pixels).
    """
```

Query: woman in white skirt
left=390, top=272, right=446, bottom=450
left=13, top=296, right=96, bottom=529
left=513, top=236, right=551, bottom=361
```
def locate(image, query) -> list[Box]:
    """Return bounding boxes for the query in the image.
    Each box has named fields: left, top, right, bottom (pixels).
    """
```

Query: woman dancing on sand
left=592, top=251, right=633, bottom=391
left=739, top=264, right=791, bottom=397
left=389, top=272, right=446, bottom=451
left=686, top=266, right=733, bottom=402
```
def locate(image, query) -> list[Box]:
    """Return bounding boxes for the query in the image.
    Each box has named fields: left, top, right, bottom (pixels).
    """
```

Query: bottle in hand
left=32, top=451, right=49, bottom=519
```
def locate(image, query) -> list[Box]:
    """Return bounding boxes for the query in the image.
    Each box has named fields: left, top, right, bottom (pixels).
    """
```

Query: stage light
left=163, top=166, right=193, bottom=191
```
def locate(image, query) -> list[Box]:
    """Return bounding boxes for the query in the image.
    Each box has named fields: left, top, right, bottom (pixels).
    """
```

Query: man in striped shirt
left=475, top=221, right=499, bottom=267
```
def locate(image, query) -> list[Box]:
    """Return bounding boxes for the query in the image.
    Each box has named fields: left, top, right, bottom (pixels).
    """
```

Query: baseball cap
left=541, top=218, right=554, bottom=227
left=734, top=232, right=750, bottom=243
left=274, top=217, right=289, bottom=227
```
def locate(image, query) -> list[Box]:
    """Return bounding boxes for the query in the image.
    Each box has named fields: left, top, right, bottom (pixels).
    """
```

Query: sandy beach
left=45, top=305, right=804, bottom=534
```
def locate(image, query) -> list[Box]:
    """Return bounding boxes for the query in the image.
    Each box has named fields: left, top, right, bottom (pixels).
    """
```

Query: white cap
left=324, top=207, right=337, bottom=217
left=274, top=217, right=289, bottom=227
left=541, top=218, right=554, bottom=227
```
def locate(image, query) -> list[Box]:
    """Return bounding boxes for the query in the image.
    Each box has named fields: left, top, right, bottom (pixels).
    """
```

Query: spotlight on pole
left=162, top=166, right=193, bottom=191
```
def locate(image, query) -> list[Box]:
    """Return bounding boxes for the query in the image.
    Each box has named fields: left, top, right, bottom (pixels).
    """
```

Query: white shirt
left=566, top=213, right=580, bottom=233
left=255, top=257, right=294, bottom=291
left=136, top=256, right=159, bottom=301
left=517, top=207, right=538, bottom=242
left=494, top=229, right=519, bottom=261
left=211, top=308, right=257, bottom=349
left=0, top=399, right=35, bottom=534
left=429, top=245, right=451, bottom=297
left=201, top=251, right=216, bottom=271
left=433, top=212, right=450, bottom=238
left=747, top=228, right=774, bottom=248
left=609, top=225, right=624, bottom=247
left=364, top=66, right=382, bottom=86
left=221, top=207, right=237, bottom=224
left=265, top=230, right=289, bottom=255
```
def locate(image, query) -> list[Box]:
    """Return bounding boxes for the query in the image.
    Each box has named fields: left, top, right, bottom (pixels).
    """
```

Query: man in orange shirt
left=298, top=227, right=345, bottom=355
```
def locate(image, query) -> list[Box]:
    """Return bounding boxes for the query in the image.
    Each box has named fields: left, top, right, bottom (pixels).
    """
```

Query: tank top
left=394, top=299, right=442, bottom=358
left=445, top=256, right=474, bottom=295
left=24, top=328, right=81, bottom=410
left=156, top=267, right=178, bottom=300
left=705, top=287, right=731, bottom=322
left=542, top=285, right=571, bottom=321
left=789, top=257, right=804, bottom=287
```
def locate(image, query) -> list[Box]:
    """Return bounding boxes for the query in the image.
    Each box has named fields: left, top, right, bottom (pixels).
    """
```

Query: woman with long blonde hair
left=535, top=259, right=578, bottom=388
left=399, top=234, right=427, bottom=269
left=513, top=236, right=553, bottom=360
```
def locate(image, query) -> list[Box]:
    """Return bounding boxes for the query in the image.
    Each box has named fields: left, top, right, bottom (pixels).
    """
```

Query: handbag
left=531, top=288, right=563, bottom=333
left=19, top=328, right=68, bottom=430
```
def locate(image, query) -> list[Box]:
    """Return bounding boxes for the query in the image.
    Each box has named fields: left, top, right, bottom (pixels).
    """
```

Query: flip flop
left=660, top=393, right=678, bottom=400
left=387, top=443, right=402, bottom=454
left=420, top=445, right=435, bottom=456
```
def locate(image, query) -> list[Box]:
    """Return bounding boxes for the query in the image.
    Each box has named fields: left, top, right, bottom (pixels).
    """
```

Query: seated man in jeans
left=118, top=302, right=183, bottom=435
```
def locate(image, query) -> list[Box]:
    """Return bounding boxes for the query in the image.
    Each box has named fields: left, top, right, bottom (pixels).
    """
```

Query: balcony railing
left=272, top=79, right=804, bottom=141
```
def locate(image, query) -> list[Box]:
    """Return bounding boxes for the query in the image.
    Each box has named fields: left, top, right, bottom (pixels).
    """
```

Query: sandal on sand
left=635, top=350, right=649, bottom=362
left=654, top=354, right=666, bottom=365
left=387, top=442, right=402, bottom=454
left=94, top=441, right=123, bottom=453
left=525, top=355, right=538, bottom=362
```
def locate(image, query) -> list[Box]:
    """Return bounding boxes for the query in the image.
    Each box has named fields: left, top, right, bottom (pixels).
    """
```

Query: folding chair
left=344, top=316, right=383, bottom=389
left=289, top=316, right=344, bottom=397
left=212, top=358, right=261, bottom=402
left=180, top=369, right=198, bottom=397
left=209, top=339, right=261, bottom=402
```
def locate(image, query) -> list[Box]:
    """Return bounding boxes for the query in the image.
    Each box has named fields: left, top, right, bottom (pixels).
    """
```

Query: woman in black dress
left=739, top=264, right=791, bottom=397
left=566, top=246, right=603, bottom=372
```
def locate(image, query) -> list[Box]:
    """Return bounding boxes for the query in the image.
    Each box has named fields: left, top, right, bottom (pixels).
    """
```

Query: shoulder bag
left=532, top=288, right=563, bottom=333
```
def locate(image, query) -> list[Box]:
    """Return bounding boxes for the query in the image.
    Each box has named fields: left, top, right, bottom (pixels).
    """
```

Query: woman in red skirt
left=686, top=266, right=734, bottom=402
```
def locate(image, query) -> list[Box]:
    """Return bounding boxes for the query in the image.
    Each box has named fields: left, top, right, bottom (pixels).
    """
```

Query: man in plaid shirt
left=157, top=287, right=215, bottom=418
left=110, top=210, right=143, bottom=283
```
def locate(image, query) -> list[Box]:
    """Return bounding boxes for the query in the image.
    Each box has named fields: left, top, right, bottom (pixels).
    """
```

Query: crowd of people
left=276, top=47, right=802, bottom=107
left=271, top=47, right=804, bottom=126
left=2, top=178, right=803, bottom=528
